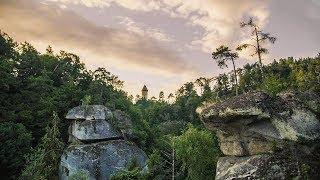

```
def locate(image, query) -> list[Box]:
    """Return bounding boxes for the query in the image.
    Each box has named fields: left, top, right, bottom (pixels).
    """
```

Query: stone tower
left=142, top=85, right=148, bottom=99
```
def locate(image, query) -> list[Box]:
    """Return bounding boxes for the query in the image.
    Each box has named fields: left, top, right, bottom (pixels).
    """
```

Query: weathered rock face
left=66, top=105, right=113, bottom=120
left=278, top=91, right=320, bottom=115
left=70, top=119, right=121, bottom=142
left=216, top=154, right=289, bottom=179
left=215, top=142, right=320, bottom=180
left=60, top=140, right=147, bottom=180
left=199, top=91, right=320, bottom=156
left=113, top=110, right=133, bottom=136
left=198, top=91, right=320, bottom=179
left=60, top=105, right=147, bottom=180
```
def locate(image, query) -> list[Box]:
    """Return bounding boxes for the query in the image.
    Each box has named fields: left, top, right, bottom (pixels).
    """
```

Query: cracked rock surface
left=60, top=105, right=147, bottom=180
left=199, top=91, right=320, bottom=156
left=198, top=91, right=320, bottom=179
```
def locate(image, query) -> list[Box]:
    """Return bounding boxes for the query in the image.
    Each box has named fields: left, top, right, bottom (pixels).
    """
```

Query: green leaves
left=236, top=43, right=254, bottom=51
left=238, top=16, right=277, bottom=79
left=0, top=122, right=32, bottom=179
left=0, top=30, right=18, bottom=58
left=81, top=95, right=92, bottom=106
left=21, top=112, right=64, bottom=180
left=240, top=17, right=256, bottom=28
left=173, top=125, right=221, bottom=180
left=260, top=74, right=288, bottom=96
left=212, top=45, right=239, bottom=95
left=212, top=45, right=238, bottom=69
left=259, top=32, right=277, bottom=44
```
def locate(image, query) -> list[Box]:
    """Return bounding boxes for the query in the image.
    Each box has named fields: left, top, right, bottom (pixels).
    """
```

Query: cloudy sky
left=0, top=0, right=319, bottom=97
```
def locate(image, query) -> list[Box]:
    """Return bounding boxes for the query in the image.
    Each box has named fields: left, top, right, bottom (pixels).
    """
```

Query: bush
left=173, top=125, right=221, bottom=180
left=260, top=74, right=287, bottom=96
left=0, top=122, right=32, bottom=179
left=111, top=159, right=147, bottom=180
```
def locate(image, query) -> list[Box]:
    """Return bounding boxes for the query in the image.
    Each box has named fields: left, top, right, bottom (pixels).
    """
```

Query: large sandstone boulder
left=216, top=151, right=320, bottom=180
left=198, top=91, right=320, bottom=179
left=70, top=119, right=122, bottom=142
left=60, top=105, right=148, bottom=180
left=66, top=105, right=113, bottom=120
left=60, top=140, right=148, bottom=180
left=198, top=91, right=320, bottom=156
left=278, top=90, right=320, bottom=115
left=66, top=106, right=121, bottom=142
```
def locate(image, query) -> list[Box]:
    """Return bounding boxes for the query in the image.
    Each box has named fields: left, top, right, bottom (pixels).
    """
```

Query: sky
left=0, top=0, right=319, bottom=98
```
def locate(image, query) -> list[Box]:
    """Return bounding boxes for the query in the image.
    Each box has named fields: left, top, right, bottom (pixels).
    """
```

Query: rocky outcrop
left=113, top=110, right=134, bottom=138
left=66, top=105, right=113, bottom=120
left=60, top=105, right=147, bottom=180
left=198, top=91, right=320, bottom=179
left=215, top=145, right=320, bottom=180
left=60, top=140, right=147, bottom=179
left=69, top=119, right=121, bottom=142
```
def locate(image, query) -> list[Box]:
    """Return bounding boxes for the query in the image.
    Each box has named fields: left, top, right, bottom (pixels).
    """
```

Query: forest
left=0, top=27, right=319, bottom=180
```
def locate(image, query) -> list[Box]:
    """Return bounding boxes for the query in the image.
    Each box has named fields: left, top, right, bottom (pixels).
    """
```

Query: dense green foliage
left=174, top=125, right=221, bottom=179
left=111, top=159, right=148, bottom=180
left=0, top=30, right=319, bottom=179
left=0, top=31, right=133, bottom=179
left=21, top=112, right=64, bottom=179
left=0, top=122, right=32, bottom=179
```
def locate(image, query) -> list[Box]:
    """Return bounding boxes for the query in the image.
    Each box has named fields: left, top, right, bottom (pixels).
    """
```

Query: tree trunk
left=172, top=141, right=175, bottom=180
left=232, top=58, right=238, bottom=96
left=255, top=27, right=264, bottom=79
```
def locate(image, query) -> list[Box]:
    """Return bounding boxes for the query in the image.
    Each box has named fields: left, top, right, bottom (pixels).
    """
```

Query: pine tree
left=236, top=17, right=276, bottom=78
left=21, top=112, right=64, bottom=179
left=212, top=46, right=239, bottom=95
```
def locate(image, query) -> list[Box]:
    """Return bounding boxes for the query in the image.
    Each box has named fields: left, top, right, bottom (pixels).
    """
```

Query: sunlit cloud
left=0, top=0, right=195, bottom=77
left=117, top=16, right=174, bottom=42
left=46, top=0, right=270, bottom=55
left=1, top=0, right=319, bottom=96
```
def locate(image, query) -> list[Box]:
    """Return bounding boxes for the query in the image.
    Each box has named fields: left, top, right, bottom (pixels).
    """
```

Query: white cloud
left=46, top=0, right=111, bottom=8
left=0, top=0, right=194, bottom=77
left=118, top=16, right=174, bottom=42
left=46, top=0, right=270, bottom=56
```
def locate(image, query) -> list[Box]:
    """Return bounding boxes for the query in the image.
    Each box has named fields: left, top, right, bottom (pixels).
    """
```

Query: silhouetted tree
left=21, top=112, right=64, bottom=179
left=237, top=17, right=276, bottom=78
left=159, top=91, right=164, bottom=101
left=167, top=93, right=174, bottom=102
left=212, top=46, right=239, bottom=95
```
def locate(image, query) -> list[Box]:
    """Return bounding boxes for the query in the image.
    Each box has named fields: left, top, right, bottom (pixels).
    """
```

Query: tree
left=175, top=82, right=201, bottom=125
left=92, top=67, right=124, bottom=89
left=195, top=77, right=212, bottom=93
left=45, top=45, right=54, bottom=55
left=147, top=149, right=168, bottom=179
left=173, top=125, right=220, bottom=180
left=260, top=74, right=287, bottom=96
left=21, top=112, right=64, bottom=179
left=176, top=82, right=196, bottom=97
left=236, top=17, right=276, bottom=78
left=81, top=95, right=92, bottom=105
left=111, top=159, right=147, bottom=180
left=167, top=93, right=175, bottom=103
left=212, top=45, right=239, bottom=95
left=0, top=122, right=32, bottom=179
left=135, top=94, right=141, bottom=102
left=0, top=30, right=17, bottom=58
left=159, top=91, right=165, bottom=101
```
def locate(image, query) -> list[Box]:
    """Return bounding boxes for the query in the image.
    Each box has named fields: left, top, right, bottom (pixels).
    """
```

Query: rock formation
left=59, top=105, right=148, bottom=180
left=198, top=91, right=320, bottom=179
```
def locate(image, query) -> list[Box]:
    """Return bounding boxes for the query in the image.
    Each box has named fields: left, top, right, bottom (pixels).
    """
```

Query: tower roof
left=142, top=85, right=148, bottom=91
